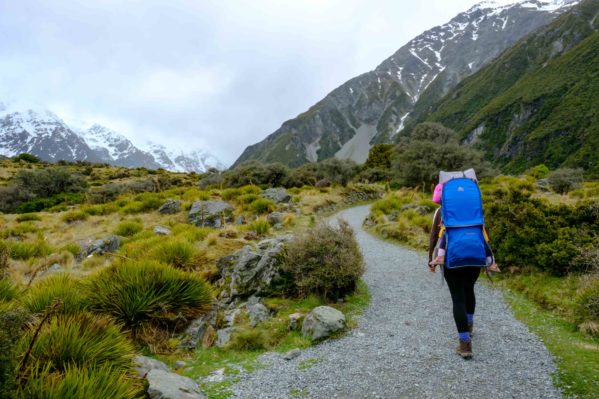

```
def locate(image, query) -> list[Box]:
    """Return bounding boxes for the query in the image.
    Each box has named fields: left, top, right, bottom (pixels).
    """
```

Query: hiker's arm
left=428, top=208, right=441, bottom=263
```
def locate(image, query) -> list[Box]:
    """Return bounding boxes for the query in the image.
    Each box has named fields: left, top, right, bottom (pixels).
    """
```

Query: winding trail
left=230, top=205, right=561, bottom=399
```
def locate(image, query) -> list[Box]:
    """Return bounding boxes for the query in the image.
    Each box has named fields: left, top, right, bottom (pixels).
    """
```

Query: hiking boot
left=456, top=340, right=472, bottom=359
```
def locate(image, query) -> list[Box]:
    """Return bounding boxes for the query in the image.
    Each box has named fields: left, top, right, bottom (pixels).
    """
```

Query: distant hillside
left=420, top=0, right=599, bottom=176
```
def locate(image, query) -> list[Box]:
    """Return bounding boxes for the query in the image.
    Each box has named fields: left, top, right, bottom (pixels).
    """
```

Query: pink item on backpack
left=432, top=183, right=443, bottom=204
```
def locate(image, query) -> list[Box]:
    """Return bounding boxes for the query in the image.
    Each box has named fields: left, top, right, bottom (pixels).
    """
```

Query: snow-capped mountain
left=233, top=0, right=580, bottom=167
left=144, top=142, right=226, bottom=173
left=0, top=102, right=224, bottom=172
left=0, top=104, right=100, bottom=163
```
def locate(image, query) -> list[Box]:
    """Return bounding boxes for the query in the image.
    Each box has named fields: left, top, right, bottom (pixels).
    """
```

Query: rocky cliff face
left=233, top=0, right=580, bottom=167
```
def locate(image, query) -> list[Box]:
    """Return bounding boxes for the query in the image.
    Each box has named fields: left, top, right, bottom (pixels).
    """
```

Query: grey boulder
left=188, top=201, right=233, bottom=228
left=302, top=306, right=346, bottom=341
left=246, top=302, right=270, bottom=327
left=154, top=225, right=172, bottom=235
left=133, top=355, right=169, bottom=378
left=158, top=199, right=181, bottom=214
left=261, top=188, right=291, bottom=203
left=84, top=235, right=120, bottom=257
left=146, top=369, right=206, bottom=399
left=266, top=212, right=285, bottom=226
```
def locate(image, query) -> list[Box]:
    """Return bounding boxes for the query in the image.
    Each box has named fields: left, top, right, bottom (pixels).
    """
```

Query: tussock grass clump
left=22, top=273, right=86, bottom=315
left=0, top=279, right=17, bottom=302
left=81, top=203, right=118, bottom=216
left=152, top=239, right=201, bottom=269
left=238, top=193, right=259, bottom=205
left=576, top=277, right=599, bottom=336
left=227, top=328, right=268, bottom=351
left=171, top=224, right=212, bottom=242
left=282, top=220, right=364, bottom=300
left=18, top=312, right=134, bottom=375
left=240, top=185, right=262, bottom=195
left=250, top=198, right=276, bottom=214
left=8, top=240, right=53, bottom=260
left=221, top=188, right=241, bottom=201
left=85, top=260, right=213, bottom=333
left=18, top=363, right=141, bottom=399
left=114, top=220, right=143, bottom=237
left=246, top=218, right=270, bottom=236
left=0, top=304, right=32, bottom=398
left=16, top=213, right=42, bottom=222
left=61, top=210, right=88, bottom=223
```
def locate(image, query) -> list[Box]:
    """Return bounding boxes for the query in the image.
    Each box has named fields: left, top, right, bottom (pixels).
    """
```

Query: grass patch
left=61, top=210, right=88, bottom=223
left=114, top=220, right=143, bottom=237
left=502, top=289, right=599, bottom=398
left=16, top=213, right=42, bottom=222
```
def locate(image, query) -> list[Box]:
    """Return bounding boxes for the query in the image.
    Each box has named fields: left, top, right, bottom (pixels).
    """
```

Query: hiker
left=427, top=169, right=498, bottom=359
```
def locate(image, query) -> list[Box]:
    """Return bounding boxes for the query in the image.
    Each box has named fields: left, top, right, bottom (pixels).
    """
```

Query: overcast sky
left=0, top=0, right=484, bottom=165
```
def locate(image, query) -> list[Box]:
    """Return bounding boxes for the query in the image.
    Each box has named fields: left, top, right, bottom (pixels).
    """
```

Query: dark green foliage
left=226, top=328, right=268, bottom=351
left=15, top=192, right=85, bottom=213
left=222, top=161, right=290, bottom=188
left=364, top=144, right=394, bottom=169
left=393, top=123, right=492, bottom=190
left=547, top=168, right=584, bottom=194
left=0, top=304, right=32, bottom=398
left=85, top=260, right=213, bottom=331
left=483, top=178, right=598, bottom=275
left=576, top=277, right=599, bottom=336
left=13, top=153, right=41, bottom=163
left=286, top=158, right=359, bottom=187
left=249, top=198, right=276, bottom=214
left=282, top=220, right=364, bottom=300
left=14, top=168, right=87, bottom=199
left=526, top=164, right=550, bottom=179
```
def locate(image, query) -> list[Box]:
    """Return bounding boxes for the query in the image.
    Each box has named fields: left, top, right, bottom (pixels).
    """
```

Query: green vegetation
left=114, top=220, right=144, bottom=237
left=151, top=239, right=201, bottom=269
left=22, top=273, right=86, bottom=315
left=61, top=210, right=89, bottom=223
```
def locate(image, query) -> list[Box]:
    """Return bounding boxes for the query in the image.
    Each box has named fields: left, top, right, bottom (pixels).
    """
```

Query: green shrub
left=81, top=204, right=118, bottom=216
left=13, top=168, right=87, bottom=198
left=61, top=243, right=82, bottom=257
left=547, top=168, right=584, bottom=194
left=221, top=188, right=241, bottom=201
left=114, top=221, right=143, bottom=237
left=61, top=210, right=88, bottom=223
left=282, top=220, right=364, bottom=300
left=0, top=279, right=17, bottom=302
left=16, top=213, right=42, bottom=222
left=526, top=164, right=550, bottom=179
left=9, top=240, right=53, bottom=260
left=238, top=193, right=259, bottom=205
left=22, top=273, right=86, bottom=314
left=247, top=218, right=270, bottom=235
left=18, top=363, right=140, bottom=399
left=250, top=198, right=276, bottom=214
left=152, top=239, right=200, bottom=269
left=17, top=312, right=134, bottom=375
left=85, top=260, right=213, bottom=331
left=13, top=153, right=41, bottom=163
left=240, top=185, right=262, bottom=195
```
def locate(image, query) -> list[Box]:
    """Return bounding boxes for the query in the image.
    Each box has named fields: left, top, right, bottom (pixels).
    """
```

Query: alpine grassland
left=0, top=156, right=377, bottom=398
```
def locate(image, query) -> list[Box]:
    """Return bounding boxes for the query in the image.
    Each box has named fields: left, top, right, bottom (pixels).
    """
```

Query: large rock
left=83, top=235, right=120, bottom=257
left=146, top=369, right=206, bottom=399
left=133, top=355, right=169, bottom=378
left=216, top=236, right=291, bottom=302
left=261, top=188, right=291, bottom=203
left=216, top=327, right=235, bottom=348
left=178, top=309, right=218, bottom=350
left=302, top=306, right=346, bottom=341
left=158, top=199, right=181, bottom=214
left=188, top=201, right=233, bottom=228
left=266, top=212, right=285, bottom=226
left=246, top=302, right=270, bottom=327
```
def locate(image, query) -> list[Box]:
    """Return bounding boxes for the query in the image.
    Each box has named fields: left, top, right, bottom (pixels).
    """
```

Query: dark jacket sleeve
left=428, top=208, right=442, bottom=262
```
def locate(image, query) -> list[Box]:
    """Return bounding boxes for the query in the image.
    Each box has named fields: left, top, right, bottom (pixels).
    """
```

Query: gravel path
left=229, top=205, right=561, bottom=399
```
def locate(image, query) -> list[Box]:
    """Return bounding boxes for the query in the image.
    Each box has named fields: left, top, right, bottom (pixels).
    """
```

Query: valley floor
left=228, top=205, right=561, bottom=399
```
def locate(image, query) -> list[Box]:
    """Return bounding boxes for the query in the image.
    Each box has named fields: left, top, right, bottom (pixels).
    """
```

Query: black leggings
left=443, top=267, right=480, bottom=333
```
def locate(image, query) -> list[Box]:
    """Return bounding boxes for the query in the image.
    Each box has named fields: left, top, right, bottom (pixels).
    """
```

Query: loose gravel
left=228, top=205, right=561, bottom=399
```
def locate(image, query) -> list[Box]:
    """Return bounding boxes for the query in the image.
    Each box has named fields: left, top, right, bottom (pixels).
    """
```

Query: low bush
left=85, top=260, right=213, bottom=333
left=114, top=221, right=143, bottom=237
left=22, top=273, right=86, bottom=315
left=250, top=198, right=276, bottom=214
left=221, top=188, right=241, bottom=201
left=81, top=204, right=118, bottom=216
left=16, top=213, right=42, bottom=222
left=246, top=218, right=270, bottom=236
left=226, top=328, right=268, bottom=351
left=547, top=168, right=583, bottom=194
left=61, top=210, right=88, bottom=223
left=18, top=363, right=141, bottom=399
left=282, top=220, right=364, bottom=300
left=238, top=193, right=259, bottom=205
left=152, top=239, right=200, bottom=269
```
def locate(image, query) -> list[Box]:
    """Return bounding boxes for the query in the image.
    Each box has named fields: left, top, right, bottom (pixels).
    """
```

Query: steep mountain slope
left=0, top=107, right=101, bottom=163
left=423, top=0, right=599, bottom=175
left=144, top=142, right=226, bottom=173
left=234, top=0, right=579, bottom=167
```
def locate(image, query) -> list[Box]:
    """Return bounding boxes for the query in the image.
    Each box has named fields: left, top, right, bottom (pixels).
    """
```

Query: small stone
left=283, top=349, right=301, bottom=361
left=302, top=306, right=346, bottom=341
left=288, top=313, right=304, bottom=331
left=205, top=368, right=226, bottom=383
left=174, top=361, right=186, bottom=369
left=154, top=225, right=172, bottom=235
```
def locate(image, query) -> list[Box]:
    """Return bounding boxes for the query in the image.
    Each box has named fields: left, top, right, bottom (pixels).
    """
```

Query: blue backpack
left=441, top=178, right=492, bottom=268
